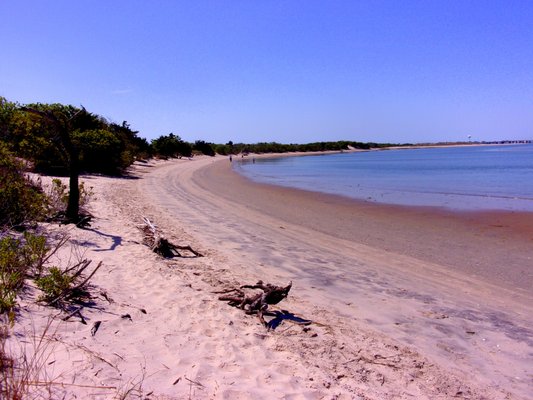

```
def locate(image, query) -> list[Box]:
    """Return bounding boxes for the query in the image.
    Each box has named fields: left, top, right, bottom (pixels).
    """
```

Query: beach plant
left=0, top=143, right=47, bottom=229
left=35, top=260, right=102, bottom=307
left=0, top=236, right=29, bottom=317
left=151, top=133, right=192, bottom=158
left=0, top=232, right=68, bottom=316
left=20, top=103, right=103, bottom=224
left=193, top=140, right=215, bottom=156
left=0, top=319, right=58, bottom=399
left=0, top=235, right=37, bottom=315
left=21, top=232, right=50, bottom=278
left=35, top=267, right=74, bottom=303
left=47, top=178, right=93, bottom=217
left=47, top=179, right=69, bottom=213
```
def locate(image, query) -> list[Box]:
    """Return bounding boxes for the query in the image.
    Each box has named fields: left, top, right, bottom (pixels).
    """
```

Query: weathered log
left=218, top=280, right=292, bottom=327
left=140, top=217, right=203, bottom=258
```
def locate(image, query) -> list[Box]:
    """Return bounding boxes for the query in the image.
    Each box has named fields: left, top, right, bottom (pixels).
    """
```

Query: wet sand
left=197, top=158, right=533, bottom=295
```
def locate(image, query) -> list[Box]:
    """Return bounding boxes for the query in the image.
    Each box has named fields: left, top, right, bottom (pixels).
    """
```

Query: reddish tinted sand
left=197, top=158, right=533, bottom=294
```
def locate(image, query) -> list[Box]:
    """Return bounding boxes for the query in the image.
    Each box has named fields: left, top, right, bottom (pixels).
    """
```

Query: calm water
left=234, top=144, right=533, bottom=211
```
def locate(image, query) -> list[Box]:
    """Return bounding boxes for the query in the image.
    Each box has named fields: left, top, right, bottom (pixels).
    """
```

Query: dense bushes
left=0, top=144, right=46, bottom=228
left=151, top=133, right=192, bottom=158
left=0, top=99, right=149, bottom=176
left=193, top=140, right=215, bottom=156
left=73, top=129, right=123, bottom=174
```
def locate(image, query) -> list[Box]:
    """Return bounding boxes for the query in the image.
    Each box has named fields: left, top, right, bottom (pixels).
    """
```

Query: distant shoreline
left=233, top=140, right=532, bottom=161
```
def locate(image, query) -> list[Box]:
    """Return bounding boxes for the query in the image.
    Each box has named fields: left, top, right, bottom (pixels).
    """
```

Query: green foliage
left=0, top=234, right=20, bottom=313
left=0, top=233, right=49, bottom=314
left=3, top=97, right=408, bottom=174
left=109, top=121, right=152, bottom=161
left=151, top=133, right=192, bottom=158
left=35, top=267, right=73, bottom=303
left=35, top=259, right=99, bottom=307
left=0, top=97, right=19, bottom=142
left=0, top=143, right=46, bottom=228
left=193, top=140, right=215, bottom=156
left=7, top=102, right=103, bottom=175
left=72, top=128, right=125, bottom=174
left=214, top=144, right=228, bottom=155
left=21, top=232, right=49, bottom=278
left=2, top=99, right=148, bottom=176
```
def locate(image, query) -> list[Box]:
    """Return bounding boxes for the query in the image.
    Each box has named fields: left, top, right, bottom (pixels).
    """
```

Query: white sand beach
left=9, top=155, right=533, bottom=399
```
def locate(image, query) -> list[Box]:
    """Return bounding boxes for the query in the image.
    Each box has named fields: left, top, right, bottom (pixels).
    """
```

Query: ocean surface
left=233, top=144, right=533, bottom=212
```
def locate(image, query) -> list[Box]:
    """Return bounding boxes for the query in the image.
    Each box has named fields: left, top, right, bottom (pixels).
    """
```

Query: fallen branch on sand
left=217, top=281, right=310, bottom=329
left=139, top=217, right=203, bottom=258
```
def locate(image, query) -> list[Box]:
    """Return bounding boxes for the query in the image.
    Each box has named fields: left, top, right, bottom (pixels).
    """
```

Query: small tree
left=20, top=105, right=99, bottom=224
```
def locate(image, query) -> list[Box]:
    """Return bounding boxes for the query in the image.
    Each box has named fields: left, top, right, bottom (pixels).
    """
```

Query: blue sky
left=1, top=1, right=532, bottom=144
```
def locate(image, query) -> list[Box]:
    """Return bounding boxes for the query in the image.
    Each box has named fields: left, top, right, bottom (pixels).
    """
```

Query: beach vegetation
left=0, top=143, right=47, bottom=229
left=0, top=232, right=52, bottom=316
left=35, top=259, right=101, bottom=307
left=18, top=103, right=92, bottom=223
left=35, top=266, right=74, bottom=303
left=214, top=140, right=235, bottom=155
left=193, top=140, right=216, bottom=156
left=151, top=133, right=192, bottom=158
left=2, top=95, right=412, bottom=171
left=1, top=97, right=150, bottom=176
left=0, top=319, right=58, bottom=400
left=0, top=100, right=144, bottom=223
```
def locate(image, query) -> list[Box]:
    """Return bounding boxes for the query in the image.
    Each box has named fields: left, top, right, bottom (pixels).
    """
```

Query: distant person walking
left=229, top=155, right=233, bottom=162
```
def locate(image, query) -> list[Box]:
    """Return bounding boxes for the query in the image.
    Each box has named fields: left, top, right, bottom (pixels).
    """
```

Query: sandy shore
left=8, top=156, right=532, bottom=399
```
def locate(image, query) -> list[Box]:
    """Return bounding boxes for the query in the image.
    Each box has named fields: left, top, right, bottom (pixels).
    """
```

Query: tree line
left=1, top=97, right=406, bottom=174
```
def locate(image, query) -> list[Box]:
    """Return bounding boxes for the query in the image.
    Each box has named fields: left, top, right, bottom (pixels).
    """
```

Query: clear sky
left=1, top=1, right=532, bottom=144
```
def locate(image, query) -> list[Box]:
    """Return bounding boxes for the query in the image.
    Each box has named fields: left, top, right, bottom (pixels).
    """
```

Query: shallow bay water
left=235, top=144, right=533, bottom=211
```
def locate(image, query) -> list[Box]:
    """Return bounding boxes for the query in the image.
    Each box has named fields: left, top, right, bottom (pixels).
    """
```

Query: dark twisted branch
left=140, top=217, right=203, bottom=258
left=218, top=280, right=292, bottom=327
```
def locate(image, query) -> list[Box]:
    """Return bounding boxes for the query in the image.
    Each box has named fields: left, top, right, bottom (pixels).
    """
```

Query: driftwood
left=140, top=217, right=203, bottom=258
left=218, top=281, right=294, bottom=327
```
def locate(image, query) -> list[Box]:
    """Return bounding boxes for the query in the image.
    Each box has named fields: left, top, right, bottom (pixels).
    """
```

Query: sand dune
left=10, top=156, right=532, bottom=399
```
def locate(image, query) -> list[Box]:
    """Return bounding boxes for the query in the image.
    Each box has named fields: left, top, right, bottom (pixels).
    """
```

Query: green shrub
left=35, top=259, right=100, bottom=307
left=0, top=233, right=53, bottom=314
left=72, top=128, right=125, bottom=174
left=0, top=236, right=26, bottom=315
left=151, top=133, right=192, bottom=158
left=193, top=140, right=215, bottom=156
left=35, top=267, right=73, bottom=303
left=0, top=144, right=46, bottom=228
left=21, top=232, right=49, bottom=278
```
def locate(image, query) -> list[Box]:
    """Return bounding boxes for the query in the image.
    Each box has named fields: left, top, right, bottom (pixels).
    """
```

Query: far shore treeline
left=1, top=97, right=408, bottom=178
